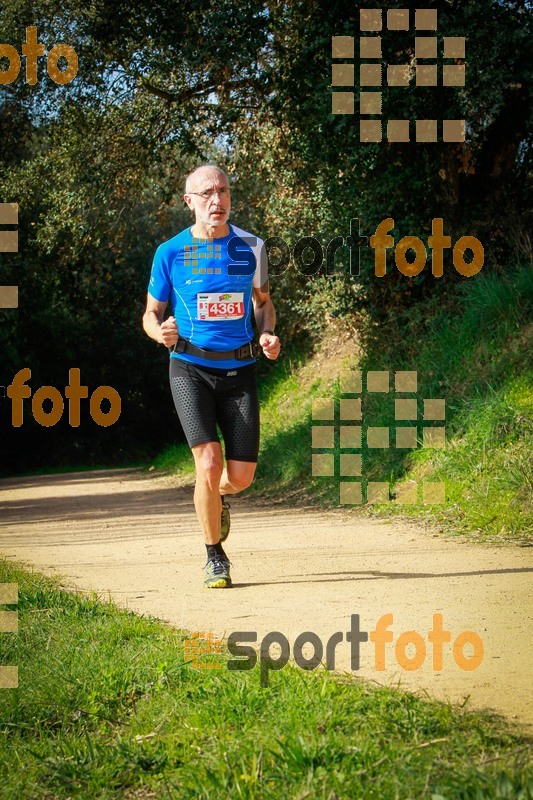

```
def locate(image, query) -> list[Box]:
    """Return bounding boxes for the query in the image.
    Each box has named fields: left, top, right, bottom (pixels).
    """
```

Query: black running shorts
left=169, top=358, right=260, bottom=462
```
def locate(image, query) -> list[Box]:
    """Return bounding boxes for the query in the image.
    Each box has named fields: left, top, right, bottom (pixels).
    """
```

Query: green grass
left=357, top=265, right=533, bottom=539
left=1, top=561, right=531, bottom=799
left=152, top=440, right=195, bottom=478
left=152, top=264, right=532, bottom=539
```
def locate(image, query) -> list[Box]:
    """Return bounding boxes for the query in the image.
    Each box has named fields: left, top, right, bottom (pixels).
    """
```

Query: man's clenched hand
left=160, top=315, right=179, bottom=347
left=259, top=332, right=281, bottom=360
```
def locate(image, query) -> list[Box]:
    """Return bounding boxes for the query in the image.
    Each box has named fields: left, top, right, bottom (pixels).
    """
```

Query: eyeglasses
left=188, top=188, right=231, bottom=200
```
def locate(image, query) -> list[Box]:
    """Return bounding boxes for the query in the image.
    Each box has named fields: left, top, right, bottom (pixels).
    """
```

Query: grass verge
left=0, top=560, right=531, bottom=799
left=154, top=263, right=532, bottom=541
left=356, top=265, right=533, bottom=540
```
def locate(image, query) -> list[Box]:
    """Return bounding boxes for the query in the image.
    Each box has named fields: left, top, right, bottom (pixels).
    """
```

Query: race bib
left=197, top=292, right=245, bottom=320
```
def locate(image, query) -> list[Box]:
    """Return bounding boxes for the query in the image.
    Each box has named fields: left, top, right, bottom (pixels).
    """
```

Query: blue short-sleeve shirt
left=148, top=224, right=268, bottom=369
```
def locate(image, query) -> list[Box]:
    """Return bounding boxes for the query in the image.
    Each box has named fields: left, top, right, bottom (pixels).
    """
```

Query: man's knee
left=193, top=444, right=223, bottom=489
left=227, top=462, right=256, bottom=491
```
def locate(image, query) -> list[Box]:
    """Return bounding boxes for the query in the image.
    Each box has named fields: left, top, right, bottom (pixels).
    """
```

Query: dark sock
left=206, top=541, right=226, bottom=560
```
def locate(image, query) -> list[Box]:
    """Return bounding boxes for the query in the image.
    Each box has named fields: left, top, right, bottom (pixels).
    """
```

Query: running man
left=143, top=165, right=280, bottom=588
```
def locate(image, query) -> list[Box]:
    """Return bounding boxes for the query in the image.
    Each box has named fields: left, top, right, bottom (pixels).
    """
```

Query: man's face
left=184, top=169, right=231, bottom=229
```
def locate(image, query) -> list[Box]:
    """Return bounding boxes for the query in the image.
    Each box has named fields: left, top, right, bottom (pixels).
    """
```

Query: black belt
left=171, top=337, right=260, bottom=361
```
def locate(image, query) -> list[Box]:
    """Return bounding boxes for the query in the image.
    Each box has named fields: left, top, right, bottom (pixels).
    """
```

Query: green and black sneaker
left=220, top=496, right=231, bottom=543
left=204, top=555, right=232, bottom=588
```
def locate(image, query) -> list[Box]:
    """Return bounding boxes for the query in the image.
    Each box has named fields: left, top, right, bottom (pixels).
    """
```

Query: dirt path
left=1, top=468, right=531, bottom=731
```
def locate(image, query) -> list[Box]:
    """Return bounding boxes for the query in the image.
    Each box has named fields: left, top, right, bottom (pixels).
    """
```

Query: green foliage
left=230, top=0, right=532, bottom=320
left=1, top=560, right=531, bottom=798
left=0, top=0, right=531, bottom=472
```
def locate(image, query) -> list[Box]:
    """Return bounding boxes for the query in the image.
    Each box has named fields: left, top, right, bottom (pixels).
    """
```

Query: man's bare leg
left=191, top=445, right=256, bottom=539
left=191, top=442, right=224, bottom=544
left=219, top=460, right=257, bottom=496
left=217, top=460, right=256, bottom=544
left=192, top=442, right=234, bottom=588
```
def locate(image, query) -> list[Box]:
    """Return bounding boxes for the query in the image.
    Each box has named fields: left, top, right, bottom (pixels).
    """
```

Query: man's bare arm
left=253, top=283, right=280, bottom=360
left=142, top=294, right=178, bottom=347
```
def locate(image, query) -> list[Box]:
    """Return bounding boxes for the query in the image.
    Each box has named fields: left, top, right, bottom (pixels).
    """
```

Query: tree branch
left=138, top=77, right=261, bottom=104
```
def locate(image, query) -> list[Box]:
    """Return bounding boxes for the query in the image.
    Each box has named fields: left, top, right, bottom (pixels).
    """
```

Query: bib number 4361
left=209, top=301, right=243, bottom=317
left=197, top=292, right=245, bottom=320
